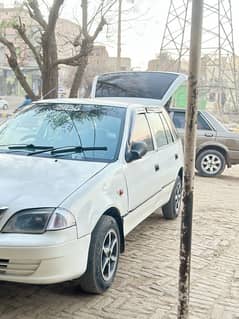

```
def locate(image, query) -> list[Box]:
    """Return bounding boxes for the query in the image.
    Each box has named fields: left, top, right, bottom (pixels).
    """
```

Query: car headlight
left=2, top=208, right=76, bottom=234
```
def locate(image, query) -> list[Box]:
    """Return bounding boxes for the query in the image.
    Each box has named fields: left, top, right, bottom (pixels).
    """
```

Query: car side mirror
left=126, top=141, right=148, bottom=162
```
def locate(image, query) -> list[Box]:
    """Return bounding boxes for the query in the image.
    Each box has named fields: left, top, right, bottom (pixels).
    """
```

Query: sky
left=2, top=0, right=239, bottom=69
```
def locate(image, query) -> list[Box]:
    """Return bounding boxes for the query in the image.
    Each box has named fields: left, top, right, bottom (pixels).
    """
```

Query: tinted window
left=172, top=111, right=211, bottom=131
left=172, top=111, right=185, bottom=129
left=131, top=114, right=153, bottom=151
left=147, top=113, right=168, bottom=148
left=95, top=72, right=179, bottom=100
left=198, top=113, right=211, bottom=130
left=160, top=114, right=174, bottom=144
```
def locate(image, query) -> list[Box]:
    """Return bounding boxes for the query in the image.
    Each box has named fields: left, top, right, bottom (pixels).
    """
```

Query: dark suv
left=170, top=108, right=239, bottom=177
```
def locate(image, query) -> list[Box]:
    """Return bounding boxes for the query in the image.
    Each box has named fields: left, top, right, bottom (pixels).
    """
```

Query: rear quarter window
left=172, top=110, right=212, bottom=131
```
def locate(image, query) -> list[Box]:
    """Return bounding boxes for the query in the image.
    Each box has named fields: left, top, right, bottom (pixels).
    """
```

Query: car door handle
left=154, top=164, right=160, bottom=172
left=204, top=132, right=213, bottom=137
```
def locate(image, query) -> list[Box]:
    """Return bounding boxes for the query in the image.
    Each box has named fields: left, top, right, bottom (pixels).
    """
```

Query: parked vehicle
left=0, top=98, right=183, bottom=293
left=0, top=98, right=9, bottom=110
left=170, top=108, right=239, bottom=177
left=91, top=71, right=239, bottom=177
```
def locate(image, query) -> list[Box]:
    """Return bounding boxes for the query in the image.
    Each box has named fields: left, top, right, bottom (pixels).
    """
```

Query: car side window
left=131, top=114, right=154, bottom=151
left=172, top=111, right=212, bottom=131
left=197, top=113, right=211, bottom=130
left=147, top=113, right=168, bottom=148
left=160, top=113, right=174, bottom=144
left=172, top=111, right=185, bottom=129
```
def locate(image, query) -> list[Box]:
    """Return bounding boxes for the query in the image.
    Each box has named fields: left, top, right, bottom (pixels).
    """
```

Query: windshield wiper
left=28, top=146, right=107, bottom=156
left=7, top=144, right=54, bottom=151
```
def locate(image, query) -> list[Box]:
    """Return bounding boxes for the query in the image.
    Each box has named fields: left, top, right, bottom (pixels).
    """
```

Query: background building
left=0, top=3, right=131, bottom=97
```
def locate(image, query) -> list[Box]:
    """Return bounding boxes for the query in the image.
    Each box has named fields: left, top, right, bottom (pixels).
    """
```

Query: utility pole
left=177, top=0, right=204, bottom=318
left=117, top=0, right=122, bottom=71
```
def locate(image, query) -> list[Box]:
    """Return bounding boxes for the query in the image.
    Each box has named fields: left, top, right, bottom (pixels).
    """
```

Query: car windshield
left=0, top=103, right=126, bottom=162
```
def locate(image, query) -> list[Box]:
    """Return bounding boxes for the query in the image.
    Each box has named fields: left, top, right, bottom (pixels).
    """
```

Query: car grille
left=0, top=259, right=40, bottom=276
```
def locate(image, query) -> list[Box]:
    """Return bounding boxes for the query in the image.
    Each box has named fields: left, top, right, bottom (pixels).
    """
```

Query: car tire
left=79, top=215, right=120, bottom=294
left=196, top=149, right=226, bottom=177
left=3, top=104, right=8, bottom=110
left=162, top=175, right=182, bottom=220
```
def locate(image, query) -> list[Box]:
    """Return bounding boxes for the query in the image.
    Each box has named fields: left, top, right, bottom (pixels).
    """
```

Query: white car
left=0, top=96, right=183, bottom=294
left=0, top=98, right=9, bottom=110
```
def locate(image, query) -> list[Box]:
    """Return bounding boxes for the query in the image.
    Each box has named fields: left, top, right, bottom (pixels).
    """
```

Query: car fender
left=60, top=163, right=128, bottom=238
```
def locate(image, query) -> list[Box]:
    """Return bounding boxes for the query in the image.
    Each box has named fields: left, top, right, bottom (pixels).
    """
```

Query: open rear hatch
left=91, top=71, right=187, bottom=107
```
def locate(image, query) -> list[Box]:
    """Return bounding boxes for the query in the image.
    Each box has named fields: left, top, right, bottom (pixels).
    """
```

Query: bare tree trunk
left=42, top=33, right=58, bottom=99
left=69, top=58, right=88, bottom=98
left=69, top=39, right=93, bottom=98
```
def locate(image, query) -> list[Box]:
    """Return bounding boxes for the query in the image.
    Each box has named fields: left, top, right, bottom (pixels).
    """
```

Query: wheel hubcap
left=101, top=229, right=118, bottom=281
left=201, top=154, right=221, bottom=174
left=175, top=180, right=182, bottom=214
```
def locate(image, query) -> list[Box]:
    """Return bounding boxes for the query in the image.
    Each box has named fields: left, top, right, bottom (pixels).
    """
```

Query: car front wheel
left=79, top=215, right=120, bottom=294
left=196, top=149, right=226, bottom=177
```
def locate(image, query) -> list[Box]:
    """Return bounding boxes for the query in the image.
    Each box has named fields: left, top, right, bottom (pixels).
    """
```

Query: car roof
left=33, top=98, right=165, bottom=111
left=98, top=70, right=185, bottom=76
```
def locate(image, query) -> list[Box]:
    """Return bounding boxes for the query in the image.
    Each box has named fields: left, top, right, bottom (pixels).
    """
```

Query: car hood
left=0, top=153, right=107, bottom=213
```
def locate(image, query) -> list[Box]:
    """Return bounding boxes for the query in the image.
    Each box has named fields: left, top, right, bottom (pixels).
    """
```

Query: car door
left=123, top=111, right=162, bottom=235
left=147, top=110, right=181, bottom=202
left=196, top=112, right=216, bottom=145
left=171, top=110, right=216, bottom=148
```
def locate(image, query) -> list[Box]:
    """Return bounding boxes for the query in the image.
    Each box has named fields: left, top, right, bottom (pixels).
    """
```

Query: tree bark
left=177, top=0, right=204, bottom=318
left=41, top=32, right=58, bottom=99
left=69, top=39, right=93, bottom=98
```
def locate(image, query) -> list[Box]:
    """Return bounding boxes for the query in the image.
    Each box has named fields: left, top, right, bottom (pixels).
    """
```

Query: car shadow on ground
left=195, top=171, right=239, bottom=182
left=216, top=174, right=239, bottom=182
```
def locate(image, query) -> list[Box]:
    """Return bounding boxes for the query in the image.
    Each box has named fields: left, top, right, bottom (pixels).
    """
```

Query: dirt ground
left=0, top=166, right=239, bottom=319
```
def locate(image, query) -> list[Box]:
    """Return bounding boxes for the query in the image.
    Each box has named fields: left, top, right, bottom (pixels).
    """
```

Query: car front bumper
left=0, top=228, right=91, bottom=284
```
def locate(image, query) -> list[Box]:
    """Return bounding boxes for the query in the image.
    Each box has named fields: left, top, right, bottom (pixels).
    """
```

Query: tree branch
left=13, top=17, right=43, bottom=72
left=0, top=36, right=37, bottom=100
left=25, top=0, right=47, bottom=30
left=47, top=0, right=65, bottom=34
left=55, top=39, right=93, bottom=66
left=91, top=16, right=107, bottom=41
left=55, top=0, right=114, bottom=66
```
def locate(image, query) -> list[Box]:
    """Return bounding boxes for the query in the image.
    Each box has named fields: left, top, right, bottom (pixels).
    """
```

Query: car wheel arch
left=103, top=207, right=125, bottom=253
left=177, top=167, right=183, bottom=181
left=196, top=144, right=230, bottom=167
left=91, top=207, right=125, bottom=253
